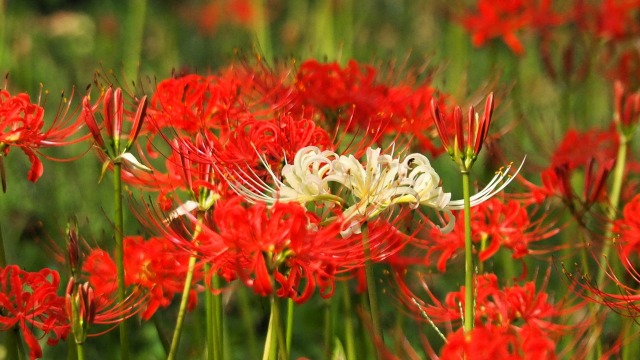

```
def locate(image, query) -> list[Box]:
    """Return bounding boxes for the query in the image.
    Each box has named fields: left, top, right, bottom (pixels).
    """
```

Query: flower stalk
left=430, top=93, right=496, bottom=334
left=462, top=170, right=474, bottom=333
left=82, top=86, right=149, bottom=360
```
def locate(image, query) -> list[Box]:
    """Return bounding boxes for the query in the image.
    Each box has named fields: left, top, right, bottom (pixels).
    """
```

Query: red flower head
left=83, top=237, right=195, bottom=320
left=421, top=196, right=558, bottom=271
left=0, top=86, right=86, bottom=189
left=430, top=93, right=495, bottom=171
left=197, top=197, right=346, bottom=303
left=461, top=0, right=566, bottom=55
left=0, top=265, right=69, bottom=359
left=394, top=271, right=572, bottom=359
left=613, top=80, right=640, bottom=139
left=81, top=86, right=149, bottom=175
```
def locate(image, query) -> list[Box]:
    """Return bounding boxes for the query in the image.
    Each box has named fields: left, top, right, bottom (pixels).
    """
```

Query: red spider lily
left=606, top=50, right=640, bottom=90
left=430, top=93, right=494, bottom=171
left=416, top=196, right=558, bottom=272
left=394, top=271, right=574, bottom=352
left=193, top=197, right=377, bottom=303
left=519, top=127, right=618, bottom=204
left=461, top=0, right=566, bottom=55
left=562, top=250, right=640, bottom=321
left=440, top=323, right=557, bottom=360
left=184, top=0, right=254, bottom=35
left=610, top=194, right=640, bottom=274
left=212, top=114, right=332, bottom=179
left=0, top=87, right=87, bottom=189
left=0, top=265, right=69, bottom=360
left=293, top=59, right=427, bottom=156
left=81, top=86, right=149, bottom=173
left=552, top=128, right=618, bottom=165
left=82, top=236, right=195, bottom=320
left=148, top=73, right=251, bottom=135
left=573, top=0, right=640, bottom=41
left=521, top=157, right=614, bottom=213
left=64, top=276, right=148, bottom=338
left=613, top=80, right=640, bottom=138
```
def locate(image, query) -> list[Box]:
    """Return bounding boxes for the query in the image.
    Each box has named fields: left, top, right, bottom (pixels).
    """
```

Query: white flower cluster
left=228, top=146, right=523, bottom=237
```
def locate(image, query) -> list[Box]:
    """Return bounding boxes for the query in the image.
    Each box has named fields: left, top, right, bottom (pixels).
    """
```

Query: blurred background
left=0, top=0, right=630, bottom=358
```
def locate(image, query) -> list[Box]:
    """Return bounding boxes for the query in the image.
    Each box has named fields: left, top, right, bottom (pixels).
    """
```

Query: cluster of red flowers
left=0, top=87, right=85, bottom=188
left=0, top=266, right=69, bottom=359
left=461, top=0, right=640, bottom=55
left=394, top=272, right=569, bottom=359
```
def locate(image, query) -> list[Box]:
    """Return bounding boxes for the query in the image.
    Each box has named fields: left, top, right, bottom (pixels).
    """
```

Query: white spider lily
left=226, top=145, right=524, bottom=236
left=225, top=146, right=344, bottom=205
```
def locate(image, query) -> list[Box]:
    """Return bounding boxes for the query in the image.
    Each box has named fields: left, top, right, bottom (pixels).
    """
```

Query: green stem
left=122, top=0, right=148, bottom=81
left=462, top=171, right=475, bottom=333
left=285, top=298, right=294, bottom=356
left=0, top=224, right=6, bottom=267
left=238, top=286, right=260, bottom=359
left=213, top=274, right=224, bottom=360
left=251, top=0, right=272, bottom=62
left=167, top=212, right=205, bottom=360
left=622, top=321, right=639, bottom=360
left=341, top=282, right=357, bottom=360
left=589, top=137, right=627, bottom=359
left=14, top=327, right=25, bottom=360
left=361, top=223, right=382, bottom=358
left=359, top=291, right=375, bottom=359
left=67, top=336, right=78, bottom=360
left=262, top=298, right=276, bottom=360
left=167, top=254, right=198, bottom=360
left=597, top=138, right=627, bottom=285
left=262, top=294, right=287, bottom=360
left=76, top=342, right=85, bottom=360
left=205, top=264, right=215, bottom=360
left=113, top=163, right=129, bottom=360
left=323, top=300, right=333, bottom=360
left=313, top=0, right=335, bottom=60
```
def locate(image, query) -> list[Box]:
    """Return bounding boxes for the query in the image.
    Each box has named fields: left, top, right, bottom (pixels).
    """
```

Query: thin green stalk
left=167, top=254, right=198, bottom=360
left=205, top=264, right=215, bottom=360
left=238, top=286, right=260, bottom=359
left=361, top=223, right=382, bottom=358
left=122, top=0, right=148, bottom=81
left=76, top=341, right=85, bottom=360
left=113, top=163, right=129, bottom=360
left=597, top=138, right=627, bottom=285
left=212, top=273, right=224, bottom=360
left=0, top=0, right=5, bottom=70
left=341, top=282, right=357, bottom=360
left=323, top=300, right=333, bottom=360
left=462, top=171, right=474, bottom=333
left=359, top=291, right=375, bottom=358
left=262, top=298, right=277, bottom=360
left=262, top=294, right=288, bottom=360
left=67, top=336, right=78, bottom=360
left=14, top=327, right=25, bottom=360
left=0, top=224, right=6, bottom=267
left=285, top=298, right=294, bottom=355
left=590, top=137, right=627, bottom=360
left=167, top=213, right=205, bottom=360
left=313, top=0, right=335, bottom=60
left=622, top=321, right=640, bottom=360
left=251, top=0, right=272, bottom=61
